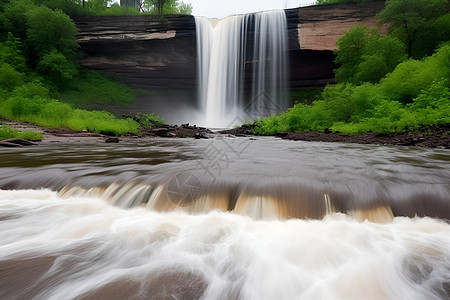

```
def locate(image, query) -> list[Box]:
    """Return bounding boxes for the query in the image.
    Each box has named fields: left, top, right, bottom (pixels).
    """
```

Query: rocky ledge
left=220, top=124, right=450, bottom=149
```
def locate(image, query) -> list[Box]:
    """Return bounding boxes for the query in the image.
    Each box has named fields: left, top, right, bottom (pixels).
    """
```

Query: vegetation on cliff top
left=24, top=0, right=193, bottom=17
left=253, top=0, right=450, bottom=136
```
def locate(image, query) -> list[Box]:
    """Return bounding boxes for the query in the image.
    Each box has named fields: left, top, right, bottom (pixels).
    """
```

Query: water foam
left=1, top=189, right=449, bottom=299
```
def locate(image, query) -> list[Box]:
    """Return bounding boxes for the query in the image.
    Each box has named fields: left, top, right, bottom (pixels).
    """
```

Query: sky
left=188, top=0, right=316, bottom=19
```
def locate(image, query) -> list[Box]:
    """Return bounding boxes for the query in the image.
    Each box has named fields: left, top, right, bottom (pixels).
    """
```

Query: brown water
left=0, top=137, right=449, bottom=299
left=1, top=137, right=449, bottom=220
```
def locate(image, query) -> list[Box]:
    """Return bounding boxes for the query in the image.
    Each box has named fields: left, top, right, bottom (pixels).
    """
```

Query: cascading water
left=1, top=140, right=450, bottom=299
left=195, top=10, right=288, bottom=128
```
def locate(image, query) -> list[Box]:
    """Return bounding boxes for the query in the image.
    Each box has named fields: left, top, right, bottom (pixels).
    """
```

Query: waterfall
left=195, top=10, right=288, bottom=128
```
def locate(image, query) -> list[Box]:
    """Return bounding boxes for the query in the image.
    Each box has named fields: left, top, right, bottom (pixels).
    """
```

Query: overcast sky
left=188, top=0, right=316, bottom=18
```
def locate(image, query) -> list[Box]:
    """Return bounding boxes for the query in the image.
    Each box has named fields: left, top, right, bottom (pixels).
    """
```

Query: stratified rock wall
left=74, top=1, right=386, bottom=118
left=75, top=15, right=197, bottom=91
left=285, top=0, right=387, bottom=89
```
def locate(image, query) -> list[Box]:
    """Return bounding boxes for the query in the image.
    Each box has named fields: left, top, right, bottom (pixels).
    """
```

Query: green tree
left=378, top=0, right=449, bottom=58
left=26, top=5, right=79, bottom=61
left=0, top=33, right=27, bottom=72
left=0, top=63, right=24, bottom=92
left=334, top=25, right=378, bottom=83
left=141, top=0, right=192, bottom=15
left=355, top=35, right=407, bottom=83
left=37, top=49, right=78, bottom=85
left=335, top=25, right=407, bottom=84
left=2, top=0, right=36, bottom=41
left=34, top=0, right=85, bottom=16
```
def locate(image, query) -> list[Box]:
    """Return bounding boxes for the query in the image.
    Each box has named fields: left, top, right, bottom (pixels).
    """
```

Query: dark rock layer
left=74, top=1, right=386, bottom=120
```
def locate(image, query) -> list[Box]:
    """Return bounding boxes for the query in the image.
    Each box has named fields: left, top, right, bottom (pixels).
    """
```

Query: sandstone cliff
left=74, top=0, right=386, bottom=121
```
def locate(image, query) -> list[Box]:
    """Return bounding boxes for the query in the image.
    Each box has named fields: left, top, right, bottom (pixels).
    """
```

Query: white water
left=195, top=10, right=288, bottom=127
left=1, top=189, right=449, bottom=299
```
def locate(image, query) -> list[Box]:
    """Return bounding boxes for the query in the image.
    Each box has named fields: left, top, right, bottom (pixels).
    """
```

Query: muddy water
left=0, top=137, right=449, bottom=299
left=0, top=137, right=448, bottom=220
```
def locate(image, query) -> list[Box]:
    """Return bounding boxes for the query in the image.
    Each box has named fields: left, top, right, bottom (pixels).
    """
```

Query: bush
left=0, top=63, right=24, bottom=92
left=252, top=44, right=450, bottom=136
left=134, top=112, right=166, bottom=126
left=61, top=70, right=136, bottom=107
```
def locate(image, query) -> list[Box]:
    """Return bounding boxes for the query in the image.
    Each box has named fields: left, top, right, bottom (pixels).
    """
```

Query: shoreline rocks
left=220, top=124, right=450, bottom=149
left=0, top=138, right=36, bottom=147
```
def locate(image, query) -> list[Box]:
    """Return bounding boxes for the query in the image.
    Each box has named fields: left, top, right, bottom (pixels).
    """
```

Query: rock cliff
left=74, top=0, right=386, bottom=121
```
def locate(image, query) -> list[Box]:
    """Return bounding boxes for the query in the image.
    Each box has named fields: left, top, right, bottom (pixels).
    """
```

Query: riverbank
left=220, top=124, right=450, bottom=148
left=1, top=119, right=449, bottom=148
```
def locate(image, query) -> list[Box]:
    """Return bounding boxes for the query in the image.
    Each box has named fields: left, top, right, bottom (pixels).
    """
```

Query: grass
left=0, top=96, right=141, bottom=136
left=0, top=125, right=44, bottom=140
left=134, top=112, right=166, bottom=126
left=60, top=70, right=136, bottom=108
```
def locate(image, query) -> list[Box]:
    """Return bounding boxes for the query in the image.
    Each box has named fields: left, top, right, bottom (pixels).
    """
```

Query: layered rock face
left=285, top=0, right=387, bottom=89
left=74, top=0, right=386, bottom=121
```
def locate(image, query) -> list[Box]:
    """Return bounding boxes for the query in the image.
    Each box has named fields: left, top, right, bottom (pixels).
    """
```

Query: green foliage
left=290, top=89, right=323, bottom=104
left=334, top=26, right=378, bottom=83
left=2, top=0, right=35, bottom=40
left=378, top=0, right=449, bottom=58
left=134, top=112, right=166, bottom=126
left=334, top=26, right=407, bottom=84
left=0, top=63, right=24, bottom=92
left=0, top=0, right=152, bottom=136
left=26, top=5, right=79, bottom=60
left=98, top=3, right=140, bottom=16
left=380, top=44, right=450, bottom=103
left=65, top=109, right=139, bottom=135
left=60, top=70, right=136, bottom=107
left=143, top=0, right=193, bottom=15
left=37, top=49, right=78, bottom=84
left=11, top=81, right=50, bottom=99
left=0, top=96, right=140, bottom=135
left=0, top=124, right=44, bottom=140
left=253, top=44, right=450, bottom=136
left=34, top=0, right=85, bottom=17
left=355, top=35, right=407, bottom=83
left=0, top=33, right=27, bottom=72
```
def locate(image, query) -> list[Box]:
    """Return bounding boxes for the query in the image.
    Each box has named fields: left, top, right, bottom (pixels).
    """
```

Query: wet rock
left=105, top=137, right=120, bottom=143
left=0, top=141, right=23, bottom=147
left=1, top=138, right=35, bottom=146
left=150, top=128, right=175, bottom=137
left=194, top=132, right=208, bottom=139
left=275, top=132, right=289, bottom=138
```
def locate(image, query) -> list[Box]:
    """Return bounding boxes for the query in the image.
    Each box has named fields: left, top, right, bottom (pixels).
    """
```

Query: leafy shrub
left=134, top=112, right=166, bottom=126
left=0, top=63, right=24, bottom=92
left=252, top=44, right=450, bottom=136
left=61, top=70, right=136, bottom=107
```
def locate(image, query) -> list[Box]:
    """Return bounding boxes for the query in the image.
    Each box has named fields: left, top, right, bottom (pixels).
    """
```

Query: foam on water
left=1, top=189, right=449, bottom=299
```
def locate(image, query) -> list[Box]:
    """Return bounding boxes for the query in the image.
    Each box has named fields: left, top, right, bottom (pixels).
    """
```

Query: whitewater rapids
left=1, top=189, right=449, bottom=300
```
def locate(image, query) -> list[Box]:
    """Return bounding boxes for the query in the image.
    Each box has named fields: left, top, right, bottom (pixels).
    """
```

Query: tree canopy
left=378, top=0, right=449, bottom=58
left=140, top=0, right=192, bottom=15
left=334, top=26, right=407, bottom=84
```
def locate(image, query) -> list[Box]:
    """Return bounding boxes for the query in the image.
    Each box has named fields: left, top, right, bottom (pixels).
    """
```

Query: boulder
left=105, top=137, right=120, bottom=143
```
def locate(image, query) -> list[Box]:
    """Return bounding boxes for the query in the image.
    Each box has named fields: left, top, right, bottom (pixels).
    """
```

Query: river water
left=0, top=137, right=449, bottom=299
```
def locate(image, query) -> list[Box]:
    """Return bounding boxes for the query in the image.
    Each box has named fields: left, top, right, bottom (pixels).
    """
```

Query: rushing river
left=0, top=137, right=449, bottom=299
